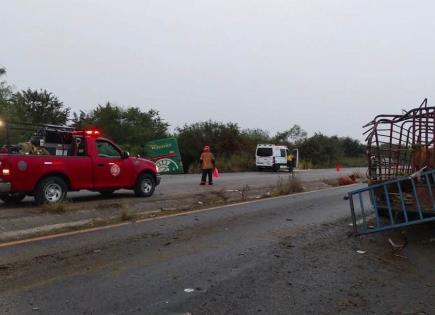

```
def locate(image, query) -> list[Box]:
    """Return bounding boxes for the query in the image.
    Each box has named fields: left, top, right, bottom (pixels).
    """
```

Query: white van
left=255, top=144, right=299, bottom=172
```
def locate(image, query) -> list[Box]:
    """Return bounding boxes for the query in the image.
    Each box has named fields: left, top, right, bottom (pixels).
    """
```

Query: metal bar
left=396, top=181, right=409, bottom=223
left=424, top=173, right=435, bottom=212
left=360, top=215, right=435, bottom=235
left=369, top=188, right=381, bottom=228
left=358, top=192, right=367, bottom=230
left=383, top=185, right=394, bottom=225
left=410, top=179, right=424, bottom=220
left=349, top=193, right=358, bottom=234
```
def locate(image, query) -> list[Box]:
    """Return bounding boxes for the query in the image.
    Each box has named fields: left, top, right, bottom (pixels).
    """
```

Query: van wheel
left=0, top=193, right=26, bottom=204
left=134, top=173, right=155, bottom=197
left=35, top=176, right=68, bottom=204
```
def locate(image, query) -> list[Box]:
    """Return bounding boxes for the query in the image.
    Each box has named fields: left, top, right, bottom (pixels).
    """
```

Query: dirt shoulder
left=0, top=175, right=358, bottom=243
left=180, top=217, right=435, bottom=315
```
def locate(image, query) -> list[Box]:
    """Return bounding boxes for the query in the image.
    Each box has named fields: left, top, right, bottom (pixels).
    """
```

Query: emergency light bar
left=72, top=129, right=101, bottom=136
left=84, top=130, right=101, bottom=136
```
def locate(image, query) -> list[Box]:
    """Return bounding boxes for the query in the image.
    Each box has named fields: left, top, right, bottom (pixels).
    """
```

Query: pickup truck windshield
left=96, top=140, right=121, bottom=158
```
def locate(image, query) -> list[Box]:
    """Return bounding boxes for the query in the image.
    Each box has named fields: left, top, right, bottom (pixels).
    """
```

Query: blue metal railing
left=348, top=169, right=435, bottom=234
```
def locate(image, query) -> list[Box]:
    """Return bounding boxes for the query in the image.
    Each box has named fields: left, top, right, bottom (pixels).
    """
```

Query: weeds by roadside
left=41, top=201, right=71, bottom=213
left=120, top=207, right=134, bottom=221
left=212, top=189, right=230, bottom=202
left=272, top=175, right=304, bottom=196
left=322, top=178, right=340, bottom=187
left=351, top=170, right=367, bottom=181
left=117, top=201, right=135, bottom=221
left=299, top=160, right=313, bottom=170
left=241, top=185, right=250, bottom=200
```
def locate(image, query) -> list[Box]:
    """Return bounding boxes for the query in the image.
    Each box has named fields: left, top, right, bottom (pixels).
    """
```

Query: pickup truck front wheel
left=0, top=193, right=26, bottom=204
left=35, top=176, right=68, bottom=204
left=134, top=173, right=155, bottom=197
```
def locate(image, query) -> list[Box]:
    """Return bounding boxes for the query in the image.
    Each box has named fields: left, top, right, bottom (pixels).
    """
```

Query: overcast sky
left=2, top=1, right=435, bottom=140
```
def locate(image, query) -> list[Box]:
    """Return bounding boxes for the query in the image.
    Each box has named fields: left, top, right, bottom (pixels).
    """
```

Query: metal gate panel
left=349, top=169, right=435, bottom=234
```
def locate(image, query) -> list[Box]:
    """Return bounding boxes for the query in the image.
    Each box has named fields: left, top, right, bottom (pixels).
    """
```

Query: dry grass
left=212, top=189, right=230, bottom=202
left=273, top=175, right=304, bottom=196
left=322, top=178, right=340, bottom=187
left=299, top=160, right=313, bottom=170
left=241, top=185, right=250, bottom=200
left=41, top=201, right=71, bottom=213
left=120, top=208, right=134, bottom=221
left=351, top=170, right=367, bottom=181
left=118, top=200, right=134, bottom=221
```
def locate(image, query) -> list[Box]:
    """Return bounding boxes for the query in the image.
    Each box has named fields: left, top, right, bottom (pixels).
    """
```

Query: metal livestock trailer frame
left=349, top=99, right=435, bottom=234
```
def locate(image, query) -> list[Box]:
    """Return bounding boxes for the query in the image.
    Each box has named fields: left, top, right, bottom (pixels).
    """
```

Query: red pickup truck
left=0, top=128, right=161, bottom=204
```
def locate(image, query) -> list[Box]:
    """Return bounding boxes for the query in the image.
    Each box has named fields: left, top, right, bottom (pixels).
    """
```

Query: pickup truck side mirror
left=122, top=151, right=130, bottom=159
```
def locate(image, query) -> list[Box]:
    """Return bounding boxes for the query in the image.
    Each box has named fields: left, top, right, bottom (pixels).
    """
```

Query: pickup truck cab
left=0, top=128, right=161, bottom=204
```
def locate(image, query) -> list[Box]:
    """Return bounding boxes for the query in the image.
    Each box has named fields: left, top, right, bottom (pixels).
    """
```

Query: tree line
left=0, top=66, right=366, bottom=171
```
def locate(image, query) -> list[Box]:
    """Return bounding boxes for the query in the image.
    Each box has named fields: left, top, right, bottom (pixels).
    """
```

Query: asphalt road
left=0, top=184, right=364, bottom=314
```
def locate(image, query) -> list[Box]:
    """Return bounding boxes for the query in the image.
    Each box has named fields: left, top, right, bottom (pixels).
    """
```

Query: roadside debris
left=184, top=288, right=195, bottom=293
left=388, top=236, right=407, bottom=253
left=356, top=250, right=367, bottom=254
left=161, top=207, right=177, bottom=211
left=338, top=176, right=354, bottom=186
left=421, top=237, right=435, bottom=244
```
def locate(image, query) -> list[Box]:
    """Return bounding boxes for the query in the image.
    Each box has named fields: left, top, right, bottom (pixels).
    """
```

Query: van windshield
left=257, top=148, right=273, bottom=157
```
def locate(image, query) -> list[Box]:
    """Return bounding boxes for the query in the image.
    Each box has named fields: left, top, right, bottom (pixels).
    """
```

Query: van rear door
left=256, top=147, right=273, bottom=166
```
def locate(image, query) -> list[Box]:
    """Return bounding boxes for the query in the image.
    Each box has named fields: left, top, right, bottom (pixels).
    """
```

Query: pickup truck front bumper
left=0, top=182, right=11, bottom=193
left=156, top=174, right=161, bottom=186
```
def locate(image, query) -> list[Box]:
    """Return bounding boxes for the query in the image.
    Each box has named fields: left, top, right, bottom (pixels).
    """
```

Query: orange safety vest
left=200, top=152, right=215, bottom=170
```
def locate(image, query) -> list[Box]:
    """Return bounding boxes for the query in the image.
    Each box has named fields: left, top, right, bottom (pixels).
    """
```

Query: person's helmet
left=30, top=134, right=40, bottom=146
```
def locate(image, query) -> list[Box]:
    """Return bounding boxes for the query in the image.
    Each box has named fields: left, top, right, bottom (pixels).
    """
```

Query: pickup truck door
left=92, top=139, right=132, bottom=189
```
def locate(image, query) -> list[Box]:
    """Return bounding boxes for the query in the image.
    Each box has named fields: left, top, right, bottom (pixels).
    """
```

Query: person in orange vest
left=199, top=145, right=215, bottom=185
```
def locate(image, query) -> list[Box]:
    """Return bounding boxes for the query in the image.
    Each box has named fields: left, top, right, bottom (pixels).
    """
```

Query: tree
left=11, top=89, right=70, bottom=125
left=240, top=128, right=271, bottom=148
left=72, top=102, right=169, bottom=154
left=342, top=137, right=365, bottom=156
left=273, top=124, right=307, bottom=145
left=176, top=121, right=245, bottom=172
left=0, top=66, right=13, bottom=112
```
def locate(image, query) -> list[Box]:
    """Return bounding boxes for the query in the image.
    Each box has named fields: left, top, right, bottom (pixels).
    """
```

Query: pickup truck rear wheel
left=35, top=176, right=67, bottom=204
left=0, top=193, right=26, bottom=204
left=134, top=173, right=155, bottom=197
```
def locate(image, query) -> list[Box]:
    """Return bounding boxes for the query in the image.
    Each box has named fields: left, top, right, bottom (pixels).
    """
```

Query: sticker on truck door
left=110, top=164, right=121, bottom=176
